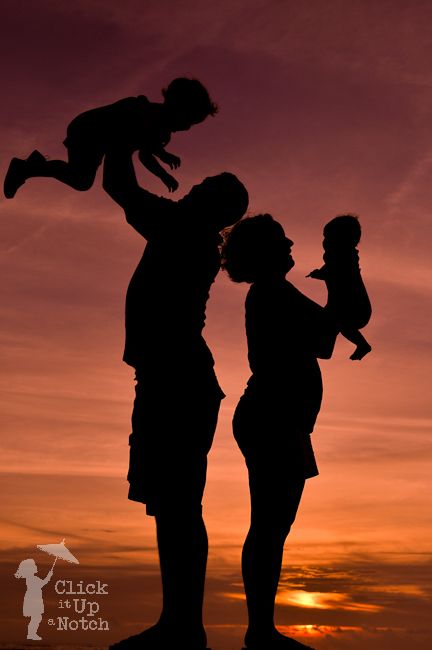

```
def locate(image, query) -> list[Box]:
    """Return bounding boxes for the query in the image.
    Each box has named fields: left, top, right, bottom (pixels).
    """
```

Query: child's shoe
left=4, top=150, right=46, bottom=198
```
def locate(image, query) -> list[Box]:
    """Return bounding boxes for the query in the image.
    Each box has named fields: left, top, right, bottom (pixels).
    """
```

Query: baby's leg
left=340, top=327, right=372, bottom=361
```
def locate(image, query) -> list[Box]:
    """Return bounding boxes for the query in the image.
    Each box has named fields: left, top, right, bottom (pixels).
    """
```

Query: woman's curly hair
left=221, top=214, right=288, bottom=283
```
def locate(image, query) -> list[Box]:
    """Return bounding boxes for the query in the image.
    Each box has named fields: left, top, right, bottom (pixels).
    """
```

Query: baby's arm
left=307, top=264, right=327, bottom=280
left=137, top=149, right=178, bottom=192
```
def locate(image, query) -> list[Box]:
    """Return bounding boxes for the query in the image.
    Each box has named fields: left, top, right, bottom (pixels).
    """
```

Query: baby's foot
left=244, top=628, right=314, bottom=649
left=350, top=342, right=372, bottom=360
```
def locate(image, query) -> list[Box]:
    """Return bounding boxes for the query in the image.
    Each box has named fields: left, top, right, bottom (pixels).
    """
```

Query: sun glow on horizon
left=277, top=590, right=382, bottom=612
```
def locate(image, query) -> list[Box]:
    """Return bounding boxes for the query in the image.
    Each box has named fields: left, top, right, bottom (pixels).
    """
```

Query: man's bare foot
left=350, top=341, right=372, bottom=360
left=244, top=628, right=314, bottom=649
left=110, top=622, right=209, bottom=649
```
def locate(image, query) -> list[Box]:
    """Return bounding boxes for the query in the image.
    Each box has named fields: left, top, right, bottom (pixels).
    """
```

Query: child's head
left=323, top=214, right=361, bottom=248
left=162, top=77, right=218, bottom=131
left=15, top=559, right=37, bottom=579
left=222, top=214, right=294, bottom=283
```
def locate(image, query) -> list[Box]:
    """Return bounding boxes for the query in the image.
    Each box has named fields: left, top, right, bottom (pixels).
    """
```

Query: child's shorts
left=63, top=113, right=105, bottom=170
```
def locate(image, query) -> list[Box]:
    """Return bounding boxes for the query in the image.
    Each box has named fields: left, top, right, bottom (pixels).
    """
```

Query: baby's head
left=15, top=558, right=37, bottom=579
left=323, top=214, right=361, bottom=249
left=162, top=77, right=218, bottom=131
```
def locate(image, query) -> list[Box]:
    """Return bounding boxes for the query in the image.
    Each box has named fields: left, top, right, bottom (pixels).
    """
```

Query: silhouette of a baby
left=4, top=77, right=217, bottom=198
left=14, top=558, right=53, bottom=640
left=308, top=214, right=372, bottom=360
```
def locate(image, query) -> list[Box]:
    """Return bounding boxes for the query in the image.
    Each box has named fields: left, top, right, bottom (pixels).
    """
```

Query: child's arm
left=137, top=150, right=179, bottom=192
left=103, top=148, right=175, bottom=240
left=155, top=148, right=181, bottom=170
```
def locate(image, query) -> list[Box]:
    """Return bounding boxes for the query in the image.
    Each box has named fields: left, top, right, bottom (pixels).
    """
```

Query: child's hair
left=162, top=77, right=218, bottom=122
left=324, top=214, right=361, bottom=246
left=222, top=214, right=288, bottom=283
left=15, top=559, right=37, bottom=579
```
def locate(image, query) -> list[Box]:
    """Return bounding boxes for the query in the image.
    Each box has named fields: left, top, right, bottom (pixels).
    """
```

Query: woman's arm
left=314, top=306, right=338, bottom=359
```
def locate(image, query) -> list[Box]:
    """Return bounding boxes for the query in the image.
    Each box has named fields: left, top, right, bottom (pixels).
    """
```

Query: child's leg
left=4, top=146, right=102, bottom=197
left=28, top=145, right=101, bottom=191
left=340, top=327, right=372, bottom=360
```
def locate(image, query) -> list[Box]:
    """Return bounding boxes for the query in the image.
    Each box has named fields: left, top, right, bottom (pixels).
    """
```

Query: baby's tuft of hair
left=324, top=214, right=361, bottom=246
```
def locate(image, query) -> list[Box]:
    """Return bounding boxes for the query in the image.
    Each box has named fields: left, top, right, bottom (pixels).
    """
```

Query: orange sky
left=1, top=1, right=432, bottom=648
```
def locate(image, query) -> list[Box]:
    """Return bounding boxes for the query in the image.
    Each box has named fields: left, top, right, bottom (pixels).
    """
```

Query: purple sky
left=1, top=1, right=432, bottom=648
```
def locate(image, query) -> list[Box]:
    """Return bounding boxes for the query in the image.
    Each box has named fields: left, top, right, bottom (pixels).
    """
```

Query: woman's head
left=222, top=214, right=294, bottom=283
left=15, top=559, right=37, bottom=578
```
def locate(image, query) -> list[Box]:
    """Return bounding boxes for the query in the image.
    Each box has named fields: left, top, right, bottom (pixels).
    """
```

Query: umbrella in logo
left=37, top=538, right=79, bottom=570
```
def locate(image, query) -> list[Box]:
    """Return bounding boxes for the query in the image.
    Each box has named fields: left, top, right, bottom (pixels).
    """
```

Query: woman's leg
left=242, top=468, right=314, bottom=648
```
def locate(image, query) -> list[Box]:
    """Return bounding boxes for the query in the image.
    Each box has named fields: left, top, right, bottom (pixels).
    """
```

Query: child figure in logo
left=14, top=559, right=54, bottom=640
left=4, top=77, right=218, bottom=198
left=308, top=214, right=372, bottom=360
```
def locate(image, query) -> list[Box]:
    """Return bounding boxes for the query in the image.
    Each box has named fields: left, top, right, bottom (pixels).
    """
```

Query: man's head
left=180, top=173, right=249, bottom=231
left=221, top=214, right=294, bottom=283
left=162, top=77, right=218, bottom=131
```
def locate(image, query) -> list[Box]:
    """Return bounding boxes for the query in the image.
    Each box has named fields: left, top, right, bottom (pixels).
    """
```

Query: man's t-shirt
left=122, top=191, right=221, bottom=386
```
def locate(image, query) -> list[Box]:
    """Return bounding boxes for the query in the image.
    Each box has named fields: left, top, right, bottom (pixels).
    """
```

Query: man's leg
left=111, top=378, right=220, bottom=649
left=156, top=505, right=208, bottom=645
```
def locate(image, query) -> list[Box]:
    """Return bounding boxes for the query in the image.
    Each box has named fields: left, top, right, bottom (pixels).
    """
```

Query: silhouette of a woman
left=222, top=215, right=340, bottom=650
left=15, top=559, right=53, bottom=640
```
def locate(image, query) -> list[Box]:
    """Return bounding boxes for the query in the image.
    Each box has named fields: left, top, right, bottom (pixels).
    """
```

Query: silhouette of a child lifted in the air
left=308, top=214, right=372, bottom=360
left=4, top=77, right=218, bottom=199
left=14, top=559, right=54, bottom=640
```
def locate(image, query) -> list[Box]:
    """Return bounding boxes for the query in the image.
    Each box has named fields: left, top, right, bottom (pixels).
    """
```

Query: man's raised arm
left=103, top=149, right=175, bottom=239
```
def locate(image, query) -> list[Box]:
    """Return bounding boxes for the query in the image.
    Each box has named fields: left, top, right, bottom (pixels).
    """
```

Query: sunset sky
left=1, top=1, right=432, bottom=648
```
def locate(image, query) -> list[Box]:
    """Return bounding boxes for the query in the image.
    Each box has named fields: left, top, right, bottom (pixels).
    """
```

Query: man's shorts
left=127, top=370, right=224, bottom=516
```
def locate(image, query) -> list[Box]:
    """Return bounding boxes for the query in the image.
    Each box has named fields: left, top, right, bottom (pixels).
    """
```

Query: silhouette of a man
left=103, top=149, right=248, bottom=650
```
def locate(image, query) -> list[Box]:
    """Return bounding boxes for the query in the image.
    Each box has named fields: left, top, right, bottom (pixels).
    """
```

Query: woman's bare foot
left=244, top=627, right=314, bottom=649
